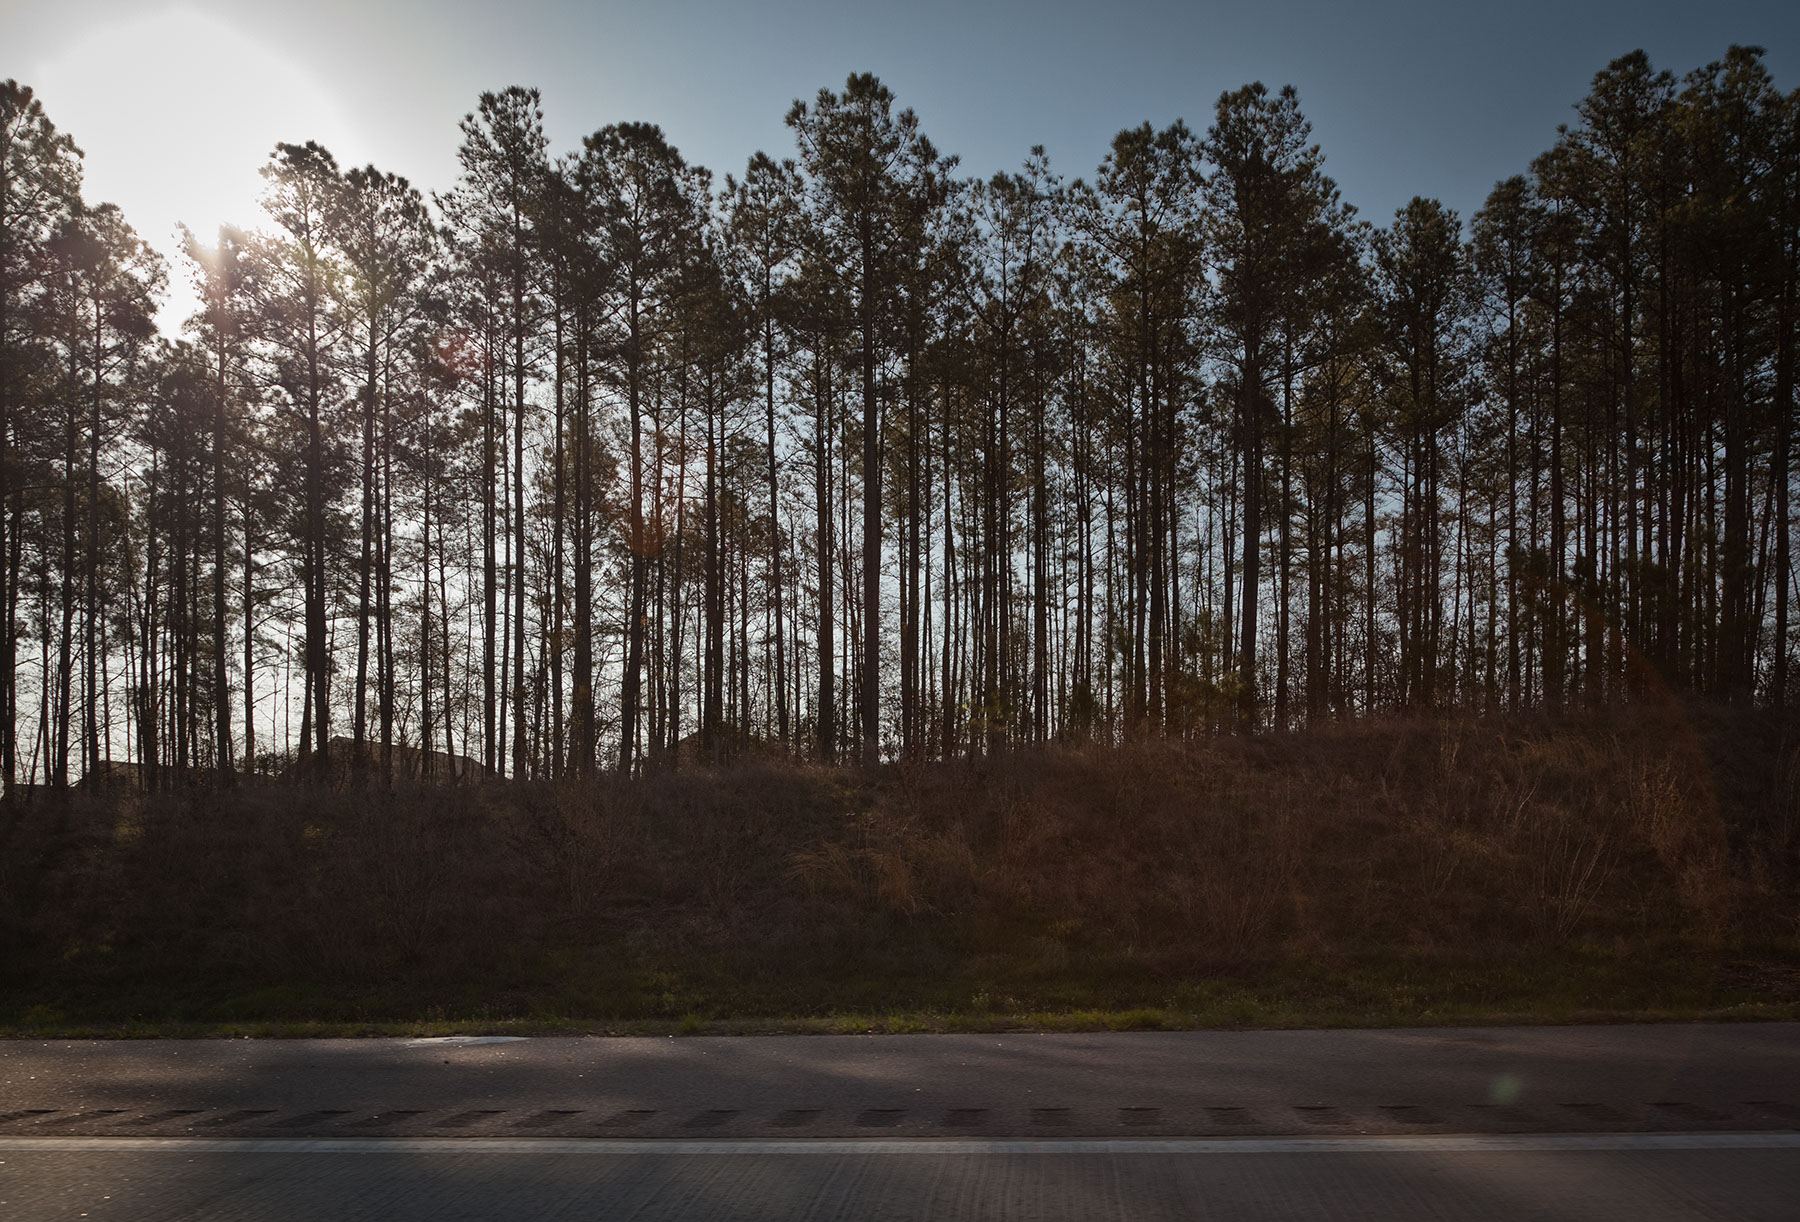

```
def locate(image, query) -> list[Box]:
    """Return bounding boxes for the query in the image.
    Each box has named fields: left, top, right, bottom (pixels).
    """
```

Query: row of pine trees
left=0, top=46, right=1795, bottom=790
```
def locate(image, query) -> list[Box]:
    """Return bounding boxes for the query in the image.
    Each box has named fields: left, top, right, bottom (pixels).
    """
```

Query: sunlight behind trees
left=26, top=7, right=361, bottom=331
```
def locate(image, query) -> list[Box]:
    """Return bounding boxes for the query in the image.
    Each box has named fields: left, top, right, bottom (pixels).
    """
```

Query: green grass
left=6, top=1000, right=1797, bottom=1041
left=6, top=944, right=1796, bottom=1039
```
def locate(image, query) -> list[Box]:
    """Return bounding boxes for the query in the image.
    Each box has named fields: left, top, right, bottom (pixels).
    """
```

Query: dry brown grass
left=1, top=700, right=1795, bottom=1026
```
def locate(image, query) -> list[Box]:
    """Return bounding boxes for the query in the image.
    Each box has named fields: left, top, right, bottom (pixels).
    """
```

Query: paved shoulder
left=1, top=1024, right=1795, bottom=1138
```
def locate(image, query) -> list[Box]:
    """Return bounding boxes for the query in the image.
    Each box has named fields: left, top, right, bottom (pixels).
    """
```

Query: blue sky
left=6, top=0, right=1795, bottom=326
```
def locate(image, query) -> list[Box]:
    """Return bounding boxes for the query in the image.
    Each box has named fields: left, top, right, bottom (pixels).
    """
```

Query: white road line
left=1, top=1133, right=1797, bottom=1155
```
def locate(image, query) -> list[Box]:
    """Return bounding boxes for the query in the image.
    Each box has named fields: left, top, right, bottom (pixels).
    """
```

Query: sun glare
left=28, top=8, right=360, bottom=331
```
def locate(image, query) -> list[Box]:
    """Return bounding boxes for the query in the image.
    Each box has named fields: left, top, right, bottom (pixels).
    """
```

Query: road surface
left=1, top=1024, right=1795, bottom=1218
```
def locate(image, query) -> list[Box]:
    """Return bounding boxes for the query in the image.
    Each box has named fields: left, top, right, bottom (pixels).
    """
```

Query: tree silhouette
left=0, top=49, right=1795, bottom=794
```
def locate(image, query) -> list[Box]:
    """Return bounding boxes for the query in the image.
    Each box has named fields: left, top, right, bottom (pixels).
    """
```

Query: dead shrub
left=1518, top=800, right=1618, bottom=945
left=789, top=807, right=976, bottom=916
left=1619, top=759, right=1727, bottom=937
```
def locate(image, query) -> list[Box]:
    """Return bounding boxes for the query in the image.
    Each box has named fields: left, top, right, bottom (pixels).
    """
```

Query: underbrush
left=2, top=700, right=1797, bottom=1030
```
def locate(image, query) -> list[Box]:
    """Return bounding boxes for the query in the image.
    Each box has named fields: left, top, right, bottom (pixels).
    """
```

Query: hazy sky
left=5, top=0, right=1796, bottom=330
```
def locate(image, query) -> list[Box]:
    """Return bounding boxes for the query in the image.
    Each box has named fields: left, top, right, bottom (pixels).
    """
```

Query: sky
left=5, top=0, right=1797, bottom=332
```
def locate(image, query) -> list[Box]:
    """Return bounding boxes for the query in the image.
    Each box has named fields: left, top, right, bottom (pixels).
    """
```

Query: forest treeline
left=0, top=46, right=1796, bottom=790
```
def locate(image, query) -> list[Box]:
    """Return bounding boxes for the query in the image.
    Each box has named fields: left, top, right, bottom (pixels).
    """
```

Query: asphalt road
left=3, top=1134, right=1798, bottom=1221
left=1, top=1025, right=1796, bottom=1219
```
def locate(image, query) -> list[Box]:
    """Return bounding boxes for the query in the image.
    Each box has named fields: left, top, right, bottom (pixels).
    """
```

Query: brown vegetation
left=1, top=701, right=1796, bottom=1028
